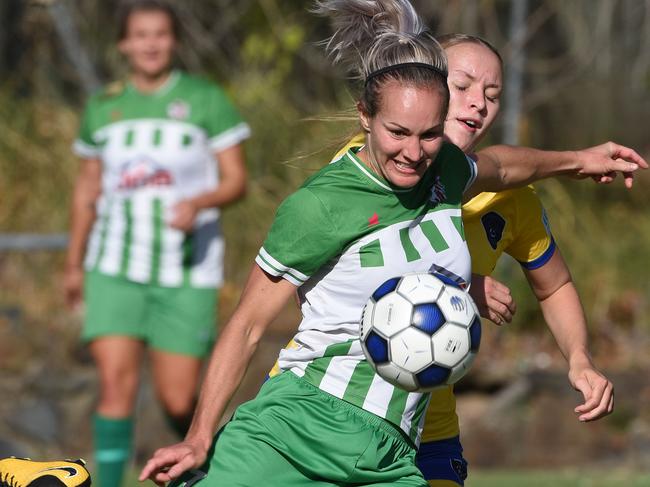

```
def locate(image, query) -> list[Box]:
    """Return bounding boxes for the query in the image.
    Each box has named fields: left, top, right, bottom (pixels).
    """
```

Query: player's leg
left=415, top=438, right=468, bottom=487
left=83, top=271, right=148, bottom=487
left=90, top=337, right=144, bottom=487
left=147, top=285, right=217, bottom=437
left=149, top=350, right=202, bottom=437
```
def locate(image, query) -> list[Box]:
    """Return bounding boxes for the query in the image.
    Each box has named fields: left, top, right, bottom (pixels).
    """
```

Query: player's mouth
left=393, top=159, right=426, bottom=174
left=458, top=117, right=483, bottom=132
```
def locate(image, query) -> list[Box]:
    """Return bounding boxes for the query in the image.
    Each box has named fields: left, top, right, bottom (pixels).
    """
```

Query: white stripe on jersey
left=73, top=139, right=101, bottom=159
left=275, top=328, right=356, bottom=376
left=98, top=198, right=126, bottom=276
left=127, top=192, right=154, bottom=282
left=319, top=355, right=358, bottom=397
left=362, top=373, right=397, bottom=418
left=400, top=391, right=428, bottom=436
left=208, top=122, right=251, bottom=153
left=257, top=247, right=309, bottom=284
left=159, top=208, right=185, bottom=287
left=84, top=199, right=107, bottom=269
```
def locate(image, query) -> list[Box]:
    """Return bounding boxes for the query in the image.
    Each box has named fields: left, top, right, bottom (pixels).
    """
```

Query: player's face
left=358, top=81, right=446, bottom=189
left=119, top=10, right=176, bottom=79
left=444, top=43, right=502, bottom=153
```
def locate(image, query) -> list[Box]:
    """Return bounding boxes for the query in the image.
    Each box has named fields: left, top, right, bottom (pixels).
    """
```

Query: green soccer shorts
left=83, top=271, right=217, bottom=357
left=172, top=372, right=428, bottom=487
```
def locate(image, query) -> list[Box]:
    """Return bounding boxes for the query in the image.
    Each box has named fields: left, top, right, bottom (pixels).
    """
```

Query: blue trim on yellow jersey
left=416, top=436, right=467, bottom=484
left=519, top=237, right=556, bottom=270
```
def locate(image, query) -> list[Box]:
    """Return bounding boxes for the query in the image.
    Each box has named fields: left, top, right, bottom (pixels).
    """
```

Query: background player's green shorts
left=83, top=271, right=217, bottom=357
left=173, top=372, right=427, bottom=487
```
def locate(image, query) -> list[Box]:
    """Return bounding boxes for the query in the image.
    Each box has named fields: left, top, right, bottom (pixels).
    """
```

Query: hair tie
left=365, top=62, right=447, bottom=85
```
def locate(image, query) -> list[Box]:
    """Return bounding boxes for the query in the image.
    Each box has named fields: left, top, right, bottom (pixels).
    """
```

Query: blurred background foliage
left=2, top=0, right=648, bottom=344
left=1, top=0, right=649, bottom=472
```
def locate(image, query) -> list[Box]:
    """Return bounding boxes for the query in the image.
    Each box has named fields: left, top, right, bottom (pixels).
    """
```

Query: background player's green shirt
left=258, top=144, right=476, bottom=444
left=73, top=71, right=250, bottom=287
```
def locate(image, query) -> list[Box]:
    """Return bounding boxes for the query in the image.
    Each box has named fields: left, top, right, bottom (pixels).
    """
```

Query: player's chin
left=387, top=168, right=427, bottom=188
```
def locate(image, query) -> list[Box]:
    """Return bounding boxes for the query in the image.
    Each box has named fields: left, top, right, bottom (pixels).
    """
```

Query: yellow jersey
left=422, top=185, right=555, bottom=442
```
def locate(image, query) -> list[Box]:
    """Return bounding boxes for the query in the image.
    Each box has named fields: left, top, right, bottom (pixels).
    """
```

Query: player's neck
left=130, top=69, right=174, bottom=94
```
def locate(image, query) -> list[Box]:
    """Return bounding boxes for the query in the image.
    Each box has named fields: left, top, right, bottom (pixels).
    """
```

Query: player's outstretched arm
left=468, top=141, right=647, bottom=198
left=524, top=249, right=614, bottom=422
left=139, top=265, right=297, bottom=485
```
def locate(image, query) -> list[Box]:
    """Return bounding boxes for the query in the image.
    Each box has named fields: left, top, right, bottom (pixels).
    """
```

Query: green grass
left=126, top=468, right=650, bottom=487
left=469, top=469, right=650, bottom=487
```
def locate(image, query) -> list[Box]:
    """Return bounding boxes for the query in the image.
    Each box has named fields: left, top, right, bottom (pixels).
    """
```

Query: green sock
left=93, top=414, right=133, bottom=487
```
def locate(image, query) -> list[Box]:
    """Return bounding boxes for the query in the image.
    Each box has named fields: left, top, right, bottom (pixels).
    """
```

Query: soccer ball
left=360, top=272, right=481, bottom=392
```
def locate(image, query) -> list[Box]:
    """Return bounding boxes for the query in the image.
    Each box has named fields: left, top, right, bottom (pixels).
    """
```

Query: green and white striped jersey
left=257, top=144, right=476, bottom=444
left=74, top=71, right=250, bottom=287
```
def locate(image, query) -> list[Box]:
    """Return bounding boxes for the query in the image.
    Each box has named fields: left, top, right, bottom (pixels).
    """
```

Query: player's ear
left=357, top=101, right=371, bottom=134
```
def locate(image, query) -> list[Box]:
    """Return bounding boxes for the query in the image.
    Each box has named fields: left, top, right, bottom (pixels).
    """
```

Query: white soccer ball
left=360, top=272, right=481, bottom=392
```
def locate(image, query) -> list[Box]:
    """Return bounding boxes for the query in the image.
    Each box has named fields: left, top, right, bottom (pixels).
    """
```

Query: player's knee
left=158, top=390, right=196, bottom=418
left=97, top=368, right=139, bottom=409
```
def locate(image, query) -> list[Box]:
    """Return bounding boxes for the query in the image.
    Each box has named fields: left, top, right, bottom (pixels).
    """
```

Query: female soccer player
left=63, top=2, right=249, bottom=486
left=140, top=2, right=643, bottom=486
left=414, top=34, right=614, bottom=487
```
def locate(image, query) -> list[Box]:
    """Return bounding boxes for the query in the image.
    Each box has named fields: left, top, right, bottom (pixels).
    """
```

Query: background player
left=63, top=1, right=250, bottom=486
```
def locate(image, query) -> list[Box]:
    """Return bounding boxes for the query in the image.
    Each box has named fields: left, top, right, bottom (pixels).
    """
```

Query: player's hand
left=169, top=200, right=199, bottom=232
left=568, top=359, right=614, bottom=422
left=63, top=265, right=84, bottom=311
left=469, top=274, right=516, bottom=325
left=139, top=439, right=208, bottom=486
left=573, top=141, right=648, bottom=189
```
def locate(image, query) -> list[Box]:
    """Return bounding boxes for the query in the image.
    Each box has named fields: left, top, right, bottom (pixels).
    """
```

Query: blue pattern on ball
left=432, top=272, right=461, bottom=289
left=469, top=317, right=482, bottom=353
left=365, top=331, right=389, bottom=363
left=416, top=364, right=451, bottom=387
left=412, top=303, right=446, bottom=335
left=372, top=277, right=401, bottom=301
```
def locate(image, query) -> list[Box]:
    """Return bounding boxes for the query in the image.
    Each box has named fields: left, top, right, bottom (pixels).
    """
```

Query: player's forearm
left=185, top=265, right=295, bottom=449
left=187, top=178, right=246, bottom=210
left=187, top=144, right=248, bottom=210
left=185, top=310, right=263, bottom=449
left=476, top=145, right=580, bottom=190
left=66, top=178, right=100, bottom=269
left=538, top=281, right=592, bottom=366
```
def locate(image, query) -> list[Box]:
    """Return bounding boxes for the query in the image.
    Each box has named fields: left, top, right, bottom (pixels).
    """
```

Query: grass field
left=125, top=469, right=650, bottom=486
left=469, top=469, right=650, bottom=486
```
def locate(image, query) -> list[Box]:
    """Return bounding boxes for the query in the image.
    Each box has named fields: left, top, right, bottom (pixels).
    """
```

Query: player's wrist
left=64, top=260, right=84, bottom=272
left=567, top=348, right=593, bottom=369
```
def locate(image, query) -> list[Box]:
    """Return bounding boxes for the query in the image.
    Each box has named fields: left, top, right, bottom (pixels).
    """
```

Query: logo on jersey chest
left=118, top=155, right=174, bottom=190
left=480, top=211, right=506, bottom=250
left=167, top=99, right=190, bottom=120
left=429, top=176, right=447, bottom=205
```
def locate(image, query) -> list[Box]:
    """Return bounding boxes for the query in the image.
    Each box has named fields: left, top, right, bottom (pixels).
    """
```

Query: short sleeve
left=463, top=154, right=478, bottom=194
left=436, top=143, right=477, bottom=200
left=204, top=84, right=251, bottom=152
left=72, top=97, right=101, bottom=159
left=255, top=189, right=343, bottom=286
left=505, top=187, right=556, bottom=270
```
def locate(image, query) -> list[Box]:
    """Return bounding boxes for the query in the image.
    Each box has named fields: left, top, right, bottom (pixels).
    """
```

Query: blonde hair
left=313, top=0, right=449, bottom=117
